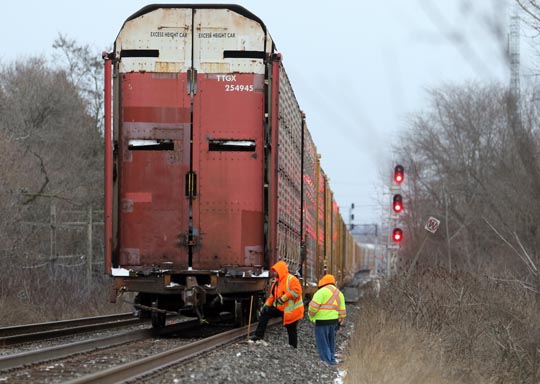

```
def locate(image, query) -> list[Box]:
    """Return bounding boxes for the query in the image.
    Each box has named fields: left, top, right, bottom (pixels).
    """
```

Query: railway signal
left=392, top=228, right=403, bottom=243
left=394, top=165, right=404, bottom=184
left=391, top=165, right=404, bottom=243
left=392, top=194, right=403, bottom=213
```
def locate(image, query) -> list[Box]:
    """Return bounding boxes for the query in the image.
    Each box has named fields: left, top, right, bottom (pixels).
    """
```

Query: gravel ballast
left=138, top=303, right=361, bottom=384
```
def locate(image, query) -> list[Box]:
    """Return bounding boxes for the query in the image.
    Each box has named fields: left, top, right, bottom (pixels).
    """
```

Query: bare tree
left=0, top=55, right=105, bottom=323
left=52, top=34, right=106, bottom=133
left=394, top=82, right=540, bottom=381
left=515, top=1, right=540, bottom=30
left=396, top=83, right=540, bottom=272
left=0, top=58, right=102, bottom=205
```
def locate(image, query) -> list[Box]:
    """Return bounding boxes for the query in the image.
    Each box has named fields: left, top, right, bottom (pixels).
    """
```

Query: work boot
left=250, top=335, right=262, bottom=341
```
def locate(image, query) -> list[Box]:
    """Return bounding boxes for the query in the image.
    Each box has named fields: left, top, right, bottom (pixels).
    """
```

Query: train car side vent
left=128, top=139, right=174, bottom=150
left=121, top=49, right=160, bottom=58
left=223, top=50, right=266, bottom=60
left=208, top=139, right=256, bottom=152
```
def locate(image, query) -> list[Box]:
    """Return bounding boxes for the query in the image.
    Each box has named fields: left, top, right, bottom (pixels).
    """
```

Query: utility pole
left=86, top=206, right=93, bottom=284
left=509, top=2, right=520, bottom=97
left=50, top=204, right=57, bottom=259
left=348, top=203, right=355, bottom=230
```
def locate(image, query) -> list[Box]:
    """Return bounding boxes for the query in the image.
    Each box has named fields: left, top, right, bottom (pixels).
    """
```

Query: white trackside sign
left=425, top=216, right=440, bottom=234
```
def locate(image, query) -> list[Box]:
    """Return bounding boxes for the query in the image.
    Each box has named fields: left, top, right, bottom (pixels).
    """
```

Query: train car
left=103, top=4, right=362, bottom=327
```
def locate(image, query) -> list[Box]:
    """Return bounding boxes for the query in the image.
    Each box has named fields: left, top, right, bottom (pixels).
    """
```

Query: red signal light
left=392, top=228, right=403, bottom=242
left=394, top=165, right=404, bottom=184
left=393, top=194, right=403, bottom=213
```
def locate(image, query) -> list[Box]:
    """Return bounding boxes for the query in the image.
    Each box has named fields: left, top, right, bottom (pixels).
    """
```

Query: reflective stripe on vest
left=286, top=275, right=300, bottom=299
left=285, top=275, right=303, bottom=312
left=309, top=285, right=344, bottom=317
left=319, top=286, right=341, bottom=310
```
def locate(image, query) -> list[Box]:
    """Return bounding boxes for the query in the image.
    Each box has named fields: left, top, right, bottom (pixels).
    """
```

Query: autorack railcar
left=103, top=4, right=364, bottom=327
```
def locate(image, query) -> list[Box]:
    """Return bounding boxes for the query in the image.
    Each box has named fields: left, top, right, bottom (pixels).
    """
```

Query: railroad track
left=0, top=318, right=201, bottom=371
left=0, top=317, right=278, bottom=383
left=0, top=313, right=144, bottom=346
left=67, top=319, right=279, bottom=384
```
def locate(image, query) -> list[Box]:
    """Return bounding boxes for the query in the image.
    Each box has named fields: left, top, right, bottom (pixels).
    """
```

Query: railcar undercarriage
left=111, top=270, right=268, bottom=328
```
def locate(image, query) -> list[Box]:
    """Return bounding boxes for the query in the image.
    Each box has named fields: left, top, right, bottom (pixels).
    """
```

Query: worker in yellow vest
left=308, top=274, right=346, bottom=365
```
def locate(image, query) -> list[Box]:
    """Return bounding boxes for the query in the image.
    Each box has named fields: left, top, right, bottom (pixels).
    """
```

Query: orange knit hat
left=318, top=274, right=336, bottom=287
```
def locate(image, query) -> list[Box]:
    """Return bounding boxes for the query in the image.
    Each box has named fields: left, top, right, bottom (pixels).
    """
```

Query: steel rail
left=0, top=313, right=135, bottom=337
left=0, top=316, right=145, bottom=346
left=0, top=319, right=201, bottom=371
left=66, top=319, right=280, bottom=384
left=0, top=328, right=151, bottom=371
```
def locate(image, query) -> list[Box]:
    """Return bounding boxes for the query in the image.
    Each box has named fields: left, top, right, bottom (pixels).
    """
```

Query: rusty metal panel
left=317, top=167, right=327, bottom=277
left=117, top=72, right=190, bottom=267
left=276, top=63, right=303, bottom=274
left=186, top=8, right=268, bottom=269
left=302, top=126, right=318, bottom=287
left=191, top=72, right=266, bottom=269
left=334, top=210, right=345, bottom=286
left=113, top=6, right=272, bottom=274
left=324, top=190, right=335, bottom=276
left=115, top=5, right=294, bottom=276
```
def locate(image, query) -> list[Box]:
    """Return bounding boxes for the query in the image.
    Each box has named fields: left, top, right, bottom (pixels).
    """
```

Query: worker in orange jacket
left=250, top=260, right=304, bottom=348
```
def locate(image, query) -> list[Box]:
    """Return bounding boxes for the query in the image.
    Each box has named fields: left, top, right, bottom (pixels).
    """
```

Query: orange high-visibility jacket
left=265, top=260, right=304, bottom=325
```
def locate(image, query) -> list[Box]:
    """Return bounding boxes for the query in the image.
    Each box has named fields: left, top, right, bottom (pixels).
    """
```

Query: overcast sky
left=2, top=0, right=512, bottom=224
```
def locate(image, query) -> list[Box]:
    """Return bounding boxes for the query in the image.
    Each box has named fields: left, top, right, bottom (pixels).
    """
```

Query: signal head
left=394, top=165, right=404, bottom=184
left=392, top=194, right=403, bottom=213
left=392, top=228, right=403, bottom=243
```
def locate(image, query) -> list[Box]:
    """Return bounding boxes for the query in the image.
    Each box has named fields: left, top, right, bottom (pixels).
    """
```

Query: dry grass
left=0, top=294, right=132, bottom=327
left=343, top=301, right=458, bottom=384
left=0, top=297, right=45, bottom=326
left=0, top=270, right=132, bottom=327
left=342, top=267, right=540, bottom=384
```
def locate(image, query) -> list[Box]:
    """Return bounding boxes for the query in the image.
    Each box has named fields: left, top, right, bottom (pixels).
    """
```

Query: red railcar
left=104, top=4, right=361, bottom=327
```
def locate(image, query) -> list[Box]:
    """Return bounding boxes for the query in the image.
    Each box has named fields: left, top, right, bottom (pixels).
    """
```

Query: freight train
left=103, top=4, right=368, bottom=328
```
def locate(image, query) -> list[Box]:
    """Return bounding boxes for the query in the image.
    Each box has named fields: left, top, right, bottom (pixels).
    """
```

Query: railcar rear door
left=116, top=9, right=193, bottom=268
left=189, top=9, right=267, bottom=269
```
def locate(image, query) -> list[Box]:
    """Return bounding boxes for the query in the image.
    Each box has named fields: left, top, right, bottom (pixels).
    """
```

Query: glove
left=275, top=295, right=288, bottom=306
left=259, top=305, right=269, bottom=315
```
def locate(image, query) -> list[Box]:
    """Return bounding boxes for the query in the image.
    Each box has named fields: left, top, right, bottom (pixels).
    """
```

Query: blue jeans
left=314, top=323, right=337, bottom=365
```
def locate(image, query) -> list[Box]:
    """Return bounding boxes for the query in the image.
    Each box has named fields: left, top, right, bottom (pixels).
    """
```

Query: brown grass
left=342, top=267, right=540, bottom=383
left=0, top=270, right=132, bottom=327
left=343, top=301, right=457, bottom=384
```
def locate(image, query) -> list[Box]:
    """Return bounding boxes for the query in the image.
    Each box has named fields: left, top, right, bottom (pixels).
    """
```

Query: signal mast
left=387, top=164, right=404, bottom=276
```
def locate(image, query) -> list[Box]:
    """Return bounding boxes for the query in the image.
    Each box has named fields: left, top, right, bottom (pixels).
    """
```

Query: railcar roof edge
left=122, top=3, right=267, bottom=33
